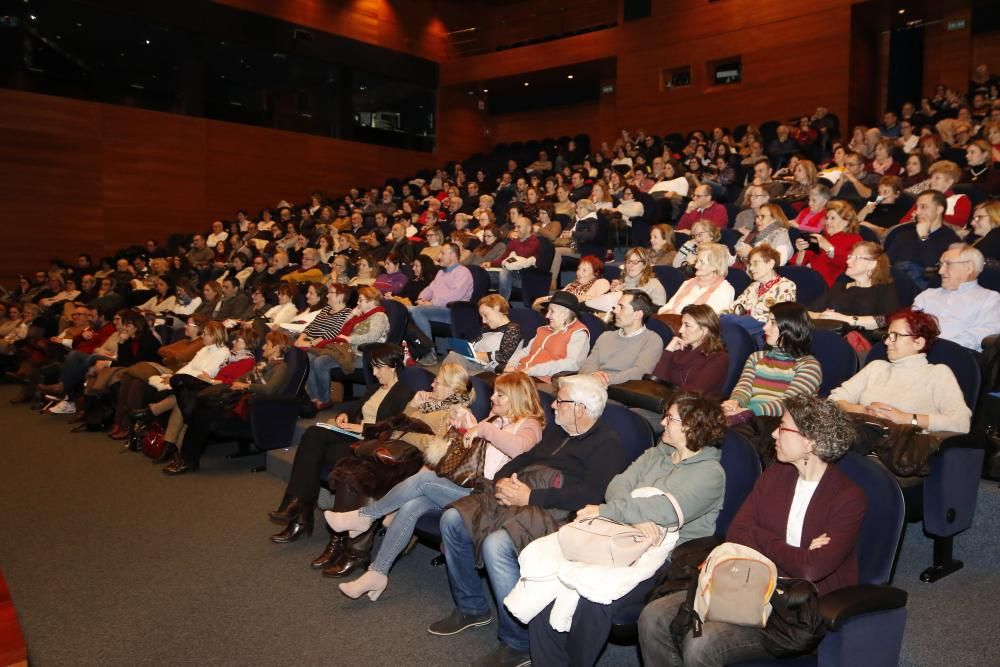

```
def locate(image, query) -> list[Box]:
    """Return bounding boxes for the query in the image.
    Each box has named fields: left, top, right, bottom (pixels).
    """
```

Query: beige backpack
left=693, top=543, right=778, bottom=627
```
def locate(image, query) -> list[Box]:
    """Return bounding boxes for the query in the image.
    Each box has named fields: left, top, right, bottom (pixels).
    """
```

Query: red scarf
left=336, top=306, right=386, bottom=338
left=756, top=276, right=783, bottom=297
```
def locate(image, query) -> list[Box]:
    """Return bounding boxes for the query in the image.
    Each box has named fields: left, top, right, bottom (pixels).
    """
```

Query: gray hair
left=948, top=242, right=985, bottom=275
left=783, top=396, right=854, bottom=463
left=576, top=198, right=597, bottom=214
left=558, top=374, right=608, bottom=419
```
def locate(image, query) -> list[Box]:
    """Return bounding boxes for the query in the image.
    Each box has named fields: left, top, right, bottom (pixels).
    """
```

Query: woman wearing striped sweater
left=722, top=302, right=822, bottom=420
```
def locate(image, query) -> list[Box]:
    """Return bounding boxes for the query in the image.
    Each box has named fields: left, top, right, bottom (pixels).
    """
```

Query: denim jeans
left=361, top=470, right=470, bottom=575
left=305, top=352, right=341, bottom=402
left=409, top=305, right=451, bottom=339
left=440, top=508, right=528, bottom=652
left=498, top=269, right=521, bottom=301
left=61, top=351, right=99, bottom=398
left=638, top=591, right=770, bottom=667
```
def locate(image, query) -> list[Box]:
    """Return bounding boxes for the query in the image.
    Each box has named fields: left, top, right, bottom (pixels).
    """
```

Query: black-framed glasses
left=884, top=331, right=917, bottom=342
left=554, top=398, right=578, bottom=407
left=936, top=259, right=972, bottom=269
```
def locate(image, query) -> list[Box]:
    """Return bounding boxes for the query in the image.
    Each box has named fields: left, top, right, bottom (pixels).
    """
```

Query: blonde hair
left=928, top=160, right=962, bottom=183
left=975, top=201, right=1000, bottom=230
left=435, top=362, right=472, bottom=397
left=825, top=200, right=860, bottom=234
left=696, top=243, right=730, bottom=277
left=690, top=220, right=721, bottom=242
left=494, top=371, right=546, bottom=428
left=202, top=321, right=229, bottom=347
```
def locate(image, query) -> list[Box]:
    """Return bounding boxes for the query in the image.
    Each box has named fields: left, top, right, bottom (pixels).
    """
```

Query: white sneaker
left=48, top=400, right=77, bottom=415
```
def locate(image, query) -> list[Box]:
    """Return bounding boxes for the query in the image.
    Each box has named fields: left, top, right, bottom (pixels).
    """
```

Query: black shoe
left=129, top=407, right=155, bottom=426
left=311, top=534, right=345, bottom=569
left=152, top=442, right=177, bottom=465
left=162, top=459, right=199, bottom=475
left=427, top=609, right=494, bottom=636
left=271, top=517, right=314, bottom=543
left=469, top=644, right=531, bottom=667
left=321, top=549, right=370, bottom=578
left=269, top=496, right=308, bottom=524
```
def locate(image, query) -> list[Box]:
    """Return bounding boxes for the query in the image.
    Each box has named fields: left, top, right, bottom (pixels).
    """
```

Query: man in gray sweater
left=579, top=289, right=663, bottom=386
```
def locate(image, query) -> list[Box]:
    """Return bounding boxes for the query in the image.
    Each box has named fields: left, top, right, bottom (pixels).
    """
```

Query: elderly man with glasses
left=912, top=243, right=1000, bottom=352
left=429, top=374, right=630, bottom=667
left=676, top=185, right=728, bottom=231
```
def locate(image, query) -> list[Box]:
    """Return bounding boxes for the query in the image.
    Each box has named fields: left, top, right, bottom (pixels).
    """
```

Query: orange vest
left=515, top=319, right=589, bottom=372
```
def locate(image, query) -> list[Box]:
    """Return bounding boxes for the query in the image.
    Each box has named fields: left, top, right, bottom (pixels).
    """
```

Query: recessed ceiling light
left=483, top=88, right=489, bottom=93
left=145, top=39, right=151, bottom=45
left=898, top=9, right=906, bottom=14
left=29, top=14, right=36, bottom=20
left=567, top=75, right=574, bottom=79
left=523, top=82, right=530, bottom=87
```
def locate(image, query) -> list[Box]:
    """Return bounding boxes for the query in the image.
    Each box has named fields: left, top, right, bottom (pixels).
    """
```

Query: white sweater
left=829, top=353, right=971, bottom=433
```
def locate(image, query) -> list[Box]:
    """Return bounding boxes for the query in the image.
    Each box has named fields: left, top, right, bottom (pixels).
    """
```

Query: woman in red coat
left=638, top=396, right=866, bottom=665
left=790, top=200, right=864, bottom=287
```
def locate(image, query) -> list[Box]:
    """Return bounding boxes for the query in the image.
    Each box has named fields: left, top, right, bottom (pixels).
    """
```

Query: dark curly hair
left=782, top=396, right=854, bottom=463
left=672, top=392, right=727, bottom=452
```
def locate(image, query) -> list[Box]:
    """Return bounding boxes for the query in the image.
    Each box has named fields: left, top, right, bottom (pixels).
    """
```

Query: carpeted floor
left=0, top=385, right=996, bottom=666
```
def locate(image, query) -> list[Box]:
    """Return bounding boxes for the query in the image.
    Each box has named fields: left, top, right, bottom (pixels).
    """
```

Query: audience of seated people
left=4, top=81, right=1000, bottom=667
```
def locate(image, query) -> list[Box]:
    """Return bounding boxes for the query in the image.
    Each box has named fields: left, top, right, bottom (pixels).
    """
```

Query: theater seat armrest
left=819, top=585, right=908, bottom=631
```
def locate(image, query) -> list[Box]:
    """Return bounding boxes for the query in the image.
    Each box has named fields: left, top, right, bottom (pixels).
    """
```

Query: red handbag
left=141, top=423, right=167, bottom=460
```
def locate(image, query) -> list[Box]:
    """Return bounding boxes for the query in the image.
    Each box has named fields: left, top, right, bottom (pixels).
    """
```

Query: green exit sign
left=946, top=19, right=967, bottom=31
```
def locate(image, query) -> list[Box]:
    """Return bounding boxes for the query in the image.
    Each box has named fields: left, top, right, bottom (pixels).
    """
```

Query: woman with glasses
left=325, top=371, right=543, bottom=601
left=830, top=309, right=970, bottom=434
left=732, top=185, right=771, bottom=234
left=808, top=241, right=899, bottom=332
left=966, top=201, right=1000, bottom=262
left=590, top=247, right=667, bottom=310
left=673, top=220, right=725, bottom=269
left=791, top=200, right=864, bottom=287
left=521, top=393, right=727, bottom=666
left=731, top=244, right=797, bottom=326
left=640, top=397, right=865, bottom=665
left=736, top=203, right=793, bottom=266
left=659, top=244, right=734, bottom=315
left=468, top=224, right=507, bottom=267
left=534, top=255, right=610, bottom=312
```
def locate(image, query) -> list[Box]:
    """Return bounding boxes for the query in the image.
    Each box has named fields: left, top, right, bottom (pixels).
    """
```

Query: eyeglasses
left=936, top=260, right=972, bottom=269
left=554, top=398, right=578, bottom=407
left=778, top=426, right=802, bottom=435
left=884, top=331, right=916, bottom=342
left=625, top=259, right=644, bottom=265
left=664, top=414, right=682, bottom=425
left=847, top=254, right=875, bottom=261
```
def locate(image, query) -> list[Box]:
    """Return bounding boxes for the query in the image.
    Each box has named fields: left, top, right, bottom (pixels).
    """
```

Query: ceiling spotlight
left=483, top=88, right=489, bottom=93
left=567, top=75, right=574, bottom=79
left=29, top=14, right=36, bottom=20
left=898, top=9, right=905, bottom=14
left=523, top=82, right=530, bottom=87
left=145, top=39, right=151, bottom=45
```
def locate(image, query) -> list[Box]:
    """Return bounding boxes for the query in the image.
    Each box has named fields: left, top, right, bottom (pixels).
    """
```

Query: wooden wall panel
left=922, top=9, right=973, bottom=96
left=0, top=89, right=439, bottom=282
left=213, top=0, right=450, bottom=62
left=466, top=1, right=855, bottom=150
left=972, top=32, right=1000, bottom=78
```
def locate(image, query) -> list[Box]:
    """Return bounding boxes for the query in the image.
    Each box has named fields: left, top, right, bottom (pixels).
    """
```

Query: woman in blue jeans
left=324, top=371, right=545, bottom=601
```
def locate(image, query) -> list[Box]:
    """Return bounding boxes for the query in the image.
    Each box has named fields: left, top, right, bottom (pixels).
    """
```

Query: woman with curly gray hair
left=639, top=396, right=867, bottom=666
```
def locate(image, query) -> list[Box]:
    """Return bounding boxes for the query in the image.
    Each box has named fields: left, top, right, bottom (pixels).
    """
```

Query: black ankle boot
left=271, top=503, right=314, bottom=543
left=321, top=524, right=376, bottom=578
left=153, top=442, right=177, bottom=465
left=269, top=496, right=308, bottom=524
left=310, top=532, right=346, bottom=569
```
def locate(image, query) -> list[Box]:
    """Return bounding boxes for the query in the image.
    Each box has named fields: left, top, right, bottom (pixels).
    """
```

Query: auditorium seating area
left=2, top=61, right=1000, bottom=667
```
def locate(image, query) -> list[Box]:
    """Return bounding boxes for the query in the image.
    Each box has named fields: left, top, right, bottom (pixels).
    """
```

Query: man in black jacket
left=429, top=375, right=631, bottom=667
